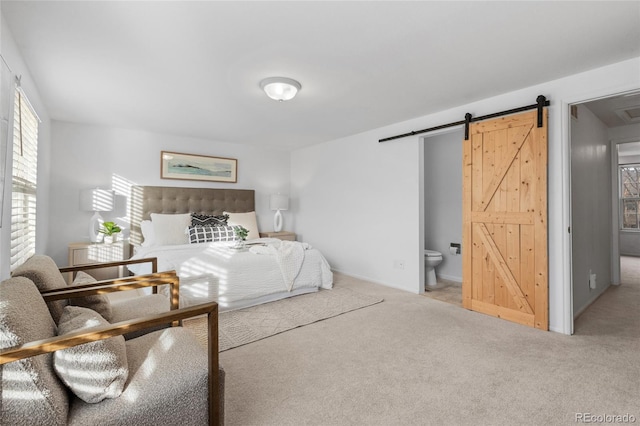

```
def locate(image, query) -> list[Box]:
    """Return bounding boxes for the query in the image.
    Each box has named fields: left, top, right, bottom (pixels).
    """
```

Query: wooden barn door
left=462, top=110, right=548, bottom=330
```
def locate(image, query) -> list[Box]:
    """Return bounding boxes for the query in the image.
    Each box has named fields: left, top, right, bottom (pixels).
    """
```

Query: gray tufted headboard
left=129, top=185, right=255, bottom=245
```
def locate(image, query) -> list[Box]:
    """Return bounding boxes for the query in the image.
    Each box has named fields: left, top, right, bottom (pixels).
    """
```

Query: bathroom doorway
left=422, top=128, right=464, bottom=306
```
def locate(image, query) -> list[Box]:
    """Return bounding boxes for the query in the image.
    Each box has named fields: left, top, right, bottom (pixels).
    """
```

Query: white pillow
left=54, top=306, right=128, bottom=403
left=150, top=213, right=191, bottom=245
left=140, top=220, right=156, bottom=247
left=224, top=211, right=260, bottom=240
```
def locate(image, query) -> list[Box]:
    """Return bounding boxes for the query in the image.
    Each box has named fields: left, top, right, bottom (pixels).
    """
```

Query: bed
left=127, top=186, right=333, bottom=311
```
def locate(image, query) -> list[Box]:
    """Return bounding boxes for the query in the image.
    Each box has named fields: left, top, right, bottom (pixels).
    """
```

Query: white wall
left=48, top=121, right=291, bottom=265
left=619, top=154, right=640, bottom=164
left=609, top=123, right=640, bottom=144
left=570, top=104, right=612, bottom=317
left=423, top=129, right=463, bottom=282
left=291, top=57, right=640, bottom=334
left=290, top=123, right=422, bottom=292
left=0, top=13, right=51, bottom=279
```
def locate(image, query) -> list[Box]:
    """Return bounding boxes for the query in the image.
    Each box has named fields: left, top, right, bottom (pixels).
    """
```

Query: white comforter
left=129, top=238, right=333, bottom=310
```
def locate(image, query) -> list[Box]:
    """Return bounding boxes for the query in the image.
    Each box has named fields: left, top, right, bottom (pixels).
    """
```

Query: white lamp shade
left=260, top=77, right=301, bottom=101
left=80, top=188, right=114, bottom=212
left=270, top=194, right=289, bottom=211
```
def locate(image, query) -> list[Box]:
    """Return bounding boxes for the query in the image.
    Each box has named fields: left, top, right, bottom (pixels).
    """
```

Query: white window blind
left=10, top=88, right=39, bottom=270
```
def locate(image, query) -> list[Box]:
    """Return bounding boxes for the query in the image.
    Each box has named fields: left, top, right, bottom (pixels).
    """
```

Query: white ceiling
left=3, top=1, right=640, bottom=150
left=584, top=92, right=640, bottom=127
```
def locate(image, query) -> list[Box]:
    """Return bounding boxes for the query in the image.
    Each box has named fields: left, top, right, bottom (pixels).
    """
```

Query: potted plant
left=233, top=226, right=249, bottom=249
left=99, top=221, right=122, bottom=244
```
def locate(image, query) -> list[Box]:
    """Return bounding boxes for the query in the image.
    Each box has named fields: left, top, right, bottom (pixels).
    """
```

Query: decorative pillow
left=140, top=219, right=156, bottom=247
left=54, top=306, right=128, bottom=404
left=150, top=213, right=191, bottom=245
left=188, top=225, right=238, bottom=244
left=224, top=211, right=260, bottom=240
left=68, top=271, right=113, bottom=322
left=191, top=213, right=229, bottom=227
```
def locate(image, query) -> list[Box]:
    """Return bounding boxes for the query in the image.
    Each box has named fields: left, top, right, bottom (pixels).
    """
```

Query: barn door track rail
left=378, top=95, right=549, bottom=143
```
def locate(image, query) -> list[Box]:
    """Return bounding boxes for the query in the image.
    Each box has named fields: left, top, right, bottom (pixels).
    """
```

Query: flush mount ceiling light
left=260, top=77, right=301, bottom=101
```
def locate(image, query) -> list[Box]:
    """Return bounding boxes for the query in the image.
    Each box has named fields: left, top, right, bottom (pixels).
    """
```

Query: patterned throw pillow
left=191, top=213, right=229, bottom=227
left=188, top=225, right=238, bottom=244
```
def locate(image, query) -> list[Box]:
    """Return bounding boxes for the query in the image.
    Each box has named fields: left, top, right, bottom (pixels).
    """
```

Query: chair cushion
left=111, top=294, right=170, bottom=339
left=11, top=254, right=69, bottom=323
left=54, top=306, right=129, bottom=404
left=0, top=277, right=69, bottom=425
left=68, top=271, right=114, bottom=321
left=68, top=327, right=210, bottom=426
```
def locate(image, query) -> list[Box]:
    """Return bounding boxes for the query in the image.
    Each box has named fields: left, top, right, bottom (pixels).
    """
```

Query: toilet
left=424, top=249, right=443, bottom=287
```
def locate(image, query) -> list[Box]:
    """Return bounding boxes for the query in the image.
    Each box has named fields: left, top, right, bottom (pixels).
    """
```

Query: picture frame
left=161, top=151, right=237, bottom=183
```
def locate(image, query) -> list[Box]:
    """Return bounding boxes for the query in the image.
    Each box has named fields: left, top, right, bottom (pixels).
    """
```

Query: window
left=10, top=88, right=39, bottom=270
left=620, top=164, right=640, bottom=230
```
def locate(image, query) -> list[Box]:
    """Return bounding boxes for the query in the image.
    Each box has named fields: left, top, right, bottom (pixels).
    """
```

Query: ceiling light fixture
left=260, top=77, right=301, bottom=101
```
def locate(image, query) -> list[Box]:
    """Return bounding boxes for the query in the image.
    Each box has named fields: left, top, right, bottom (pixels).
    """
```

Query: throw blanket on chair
left=250, top=240, right=310, bottom=291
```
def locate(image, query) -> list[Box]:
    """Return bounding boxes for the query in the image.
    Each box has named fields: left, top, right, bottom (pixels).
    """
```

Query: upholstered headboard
left=129, top=185, right=255, bottom=245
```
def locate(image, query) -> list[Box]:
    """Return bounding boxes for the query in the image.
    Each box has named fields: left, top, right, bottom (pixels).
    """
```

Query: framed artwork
left=161, top=151, right=237, bottom=183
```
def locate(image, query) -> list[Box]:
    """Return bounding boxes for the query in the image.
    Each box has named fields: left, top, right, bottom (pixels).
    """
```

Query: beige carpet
left=216, top=272, right=639, bottom=426
left=184, top=286, right=383, bottom=351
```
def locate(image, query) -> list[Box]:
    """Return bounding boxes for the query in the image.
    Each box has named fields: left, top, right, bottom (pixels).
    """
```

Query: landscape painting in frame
left=161, top=151, right=237, bottom=183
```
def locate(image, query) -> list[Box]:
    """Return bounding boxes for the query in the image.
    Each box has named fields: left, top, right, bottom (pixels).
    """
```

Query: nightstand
left=67, top=241, right=130, bottom=283
left=259, top=231, right=296, bottom=241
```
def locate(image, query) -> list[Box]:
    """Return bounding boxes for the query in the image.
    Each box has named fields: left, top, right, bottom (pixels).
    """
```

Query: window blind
left=10, top=88, right=39, bottom=270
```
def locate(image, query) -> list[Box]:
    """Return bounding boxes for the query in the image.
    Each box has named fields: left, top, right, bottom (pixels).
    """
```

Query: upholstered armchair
left=12, top=255, right=177, bottom=339
left=0, top=275, right=223, bottom=425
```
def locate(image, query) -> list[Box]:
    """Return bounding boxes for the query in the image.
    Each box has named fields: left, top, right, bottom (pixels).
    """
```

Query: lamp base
left=273, top=210, right=283, bottom=233
left=89, top=211, right=104, bottom=243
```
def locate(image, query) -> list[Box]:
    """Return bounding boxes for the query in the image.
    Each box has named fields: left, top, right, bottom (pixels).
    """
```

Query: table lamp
left=80, top=188, right=114, bottom=242
left=270, top=194, right=289, bottom=233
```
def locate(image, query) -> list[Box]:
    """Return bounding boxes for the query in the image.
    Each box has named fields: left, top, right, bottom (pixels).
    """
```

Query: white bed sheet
left=128, top=238, right=333, bottom=311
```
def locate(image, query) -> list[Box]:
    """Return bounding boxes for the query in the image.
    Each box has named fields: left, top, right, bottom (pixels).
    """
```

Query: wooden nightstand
left=259, top=231, right=296, bottom=241
left=67, top=241, right=130, bottom=283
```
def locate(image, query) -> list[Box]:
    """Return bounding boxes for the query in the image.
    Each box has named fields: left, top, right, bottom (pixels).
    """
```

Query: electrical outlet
left=589, top=273, right=597, bottom=289
left=394, top=259, right=405, bottom=270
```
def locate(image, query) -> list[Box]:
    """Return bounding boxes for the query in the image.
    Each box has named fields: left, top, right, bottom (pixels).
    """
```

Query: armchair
left=0, top=275, right=223, bottom=425
left=12, top=255, right=177, bottom=339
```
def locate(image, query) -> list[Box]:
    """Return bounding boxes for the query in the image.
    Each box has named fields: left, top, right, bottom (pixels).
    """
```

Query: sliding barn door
left=462, top=110, right=548, bottom=330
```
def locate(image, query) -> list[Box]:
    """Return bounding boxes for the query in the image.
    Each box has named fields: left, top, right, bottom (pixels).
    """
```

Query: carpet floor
left=620, top=255, right=640, bottom=285
left=217, top=272, right=639, bottom=426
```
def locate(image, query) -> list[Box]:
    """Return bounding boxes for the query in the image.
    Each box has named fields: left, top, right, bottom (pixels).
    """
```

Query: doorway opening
left=616, top=142, right=640, bottom=285
left=422, top=128, right=464, bottom=307
left=569, top=92, right=640, bottom=329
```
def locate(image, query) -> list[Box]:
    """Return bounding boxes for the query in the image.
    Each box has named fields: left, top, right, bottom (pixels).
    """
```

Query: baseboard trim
left=330, top=268, right=410, bottom=292
left=573, top=283, right=611, bottom=320
left=437, top=273, right=462, bottom=283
